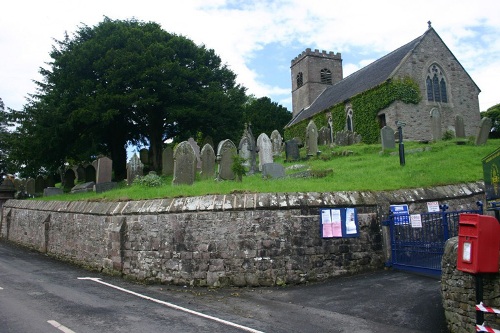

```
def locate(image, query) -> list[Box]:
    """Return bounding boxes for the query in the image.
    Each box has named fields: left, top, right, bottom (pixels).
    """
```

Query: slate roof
left=286, top=30, right=428, bottom=128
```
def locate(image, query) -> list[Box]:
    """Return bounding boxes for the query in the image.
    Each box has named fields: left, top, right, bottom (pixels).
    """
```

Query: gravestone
left=318, top=126, right=331, bottom=146
left=26, top=178, right=35, bottom=196
left=162, top=146, right=174, bottom=176
left=200, top=143, right=216, bottom=180
left=261, top=163, right=286, bottom=179
left=257, top=133, right=273, bottom=171
left=127, top=153, right=144, bottom=185
left=285, top=139, right=300, bottom=162
left=70, top=182, right=95, bottom=194
left=475, top=117, right=492, bottom=145
left=96, top=156, right=113, bottom=184
left=187, top=137, right=201, bottom=170
left=45, top=175, right=56, bottom=188
left=238, top=123, right=258, bottom=175
left=455, top=115, right=466, bottom=139
left=172, top=141, right=196, bottom=185
left=43, top=187, right=63, bottom=197
left=381, top=126, right=396, bottom=150
left=74, top=165, right=85, bottom=182
left=139, top=148, right=149, bottom=165
left=430, top=108, right=442, bottom=141
left=306, top=120, right=319, bottom=156
left=63, top=169, right=76, bottom=191
left=202, top=136, right=214, bottom=150
left=270, top=130, right=283, bottom=157
left=35, top=175, right=45, bottom=193
left=216, top=139, right=237, bottom=180
left=84, top=164, right=96, bottom=182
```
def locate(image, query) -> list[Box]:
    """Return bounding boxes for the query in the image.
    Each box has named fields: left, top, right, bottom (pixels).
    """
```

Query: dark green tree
left=10, top=18, right=247, bottom=179
left=0, top=98, right=14, bottom=176
left=481, top=103, right=500, bottom=138
left=243, top=96, right=292, bottom=137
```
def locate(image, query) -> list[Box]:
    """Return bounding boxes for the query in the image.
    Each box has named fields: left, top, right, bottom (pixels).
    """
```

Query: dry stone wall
left=0, top=182, right=485, bottom=287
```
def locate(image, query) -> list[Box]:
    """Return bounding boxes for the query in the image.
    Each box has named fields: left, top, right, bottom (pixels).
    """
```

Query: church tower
left=291, top=49, right=343, bottom=117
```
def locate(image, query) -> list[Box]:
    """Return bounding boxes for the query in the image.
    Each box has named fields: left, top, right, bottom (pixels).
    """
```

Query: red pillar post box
left=457, top=213, right=500, bottom=274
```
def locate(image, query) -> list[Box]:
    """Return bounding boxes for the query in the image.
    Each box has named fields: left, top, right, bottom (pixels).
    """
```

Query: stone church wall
left=0, top=182, right=485, bottom=287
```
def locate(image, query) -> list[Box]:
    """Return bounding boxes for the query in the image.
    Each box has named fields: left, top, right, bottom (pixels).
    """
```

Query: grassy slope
left=40, top=139, right=499, bottom=202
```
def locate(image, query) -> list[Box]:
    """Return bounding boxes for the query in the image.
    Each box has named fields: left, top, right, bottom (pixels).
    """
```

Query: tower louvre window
left=297, top=72, right=303, bottom=88
left=321, top=68, right=332, bottom=84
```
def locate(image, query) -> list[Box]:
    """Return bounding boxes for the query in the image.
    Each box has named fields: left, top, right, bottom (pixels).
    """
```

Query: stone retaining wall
left=442, top=237, right=500, bottom=333
left=0, top=182, right=485, bottom=287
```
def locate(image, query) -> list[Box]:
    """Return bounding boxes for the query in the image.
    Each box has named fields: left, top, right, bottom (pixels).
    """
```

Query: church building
left=285, top=23, right=481, bottom=143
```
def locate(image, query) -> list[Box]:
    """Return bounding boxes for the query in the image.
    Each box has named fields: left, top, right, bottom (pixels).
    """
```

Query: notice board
left=320, top=208, right=359, bottom=238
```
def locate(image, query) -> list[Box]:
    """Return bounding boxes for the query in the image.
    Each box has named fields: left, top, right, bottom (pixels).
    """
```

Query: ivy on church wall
left=284, top=76, right=421, bottom=144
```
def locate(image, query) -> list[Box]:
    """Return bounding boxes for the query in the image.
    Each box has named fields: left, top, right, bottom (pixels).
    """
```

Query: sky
left=1, top=0, right=500, bottom=115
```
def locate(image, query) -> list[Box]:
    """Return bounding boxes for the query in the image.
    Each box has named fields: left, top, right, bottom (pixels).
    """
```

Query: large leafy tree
left=0, top=98, right=14, bottom=177
left=243, top=96, right=292, bottom=137
left=10, top=18, right=246, bottom=179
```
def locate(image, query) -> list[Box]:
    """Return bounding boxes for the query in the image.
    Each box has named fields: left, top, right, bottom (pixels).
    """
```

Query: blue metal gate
left=384, top=203, right=483, bottom=276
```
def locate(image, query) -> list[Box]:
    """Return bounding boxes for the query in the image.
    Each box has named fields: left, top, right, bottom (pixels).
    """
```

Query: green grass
left=39, top=138, right=500, bottom=201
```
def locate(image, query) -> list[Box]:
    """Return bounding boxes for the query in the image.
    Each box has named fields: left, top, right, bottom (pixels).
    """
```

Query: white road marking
left=47, top=320, right=76, bottom=333
left=78, top=277, right=265, bottom=333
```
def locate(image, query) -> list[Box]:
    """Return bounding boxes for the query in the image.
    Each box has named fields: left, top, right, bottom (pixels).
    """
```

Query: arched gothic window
left=296, top=72, right=303, bottom=88
left=426, top=64, right=448, bottom=103
left=320, top=68, right=332, bottom=84
left=346, top=108, right=354, bottom=132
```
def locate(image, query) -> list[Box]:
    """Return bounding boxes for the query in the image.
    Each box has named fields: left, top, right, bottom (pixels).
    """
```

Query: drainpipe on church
left=396, top=121, right=406, bottom=166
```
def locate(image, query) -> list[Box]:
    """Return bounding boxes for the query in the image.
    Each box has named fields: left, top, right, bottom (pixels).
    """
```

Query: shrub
left=133, top=173, right=164, bottom=187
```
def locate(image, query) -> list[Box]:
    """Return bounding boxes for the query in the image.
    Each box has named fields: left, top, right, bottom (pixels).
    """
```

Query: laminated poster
left=320, top=208, right=359, bottom=238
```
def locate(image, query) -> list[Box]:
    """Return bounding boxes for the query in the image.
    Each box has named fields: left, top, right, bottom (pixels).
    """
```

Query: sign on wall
left=320, top=207, right=359, bottom=238
left=390, top=204, right=409, bottom=224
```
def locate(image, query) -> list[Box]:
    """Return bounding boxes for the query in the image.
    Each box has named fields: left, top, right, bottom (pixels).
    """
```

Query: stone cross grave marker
left=475, top=117, right=492, bottom=145
left=172, top=141, right=196, bottom=185
left=162, top=146, right=174, bottom=176
left=200, top=143, right=216, bottom=180
left=127, top=153, right=144, bottom=185
left=285, top=139, right=300, bottom=161
left=381, top=126, right=396, bottom=150
left=96, top=156, right=113, bottom=184
left=306, top=120, right=319, bottom=156
left=455, top=115, right=466, bottom=138
left=217, top=139, right=237, bottom=180
left=270, top=130, right=283, bottom=157
left=257, top=133, right=273, bottom=171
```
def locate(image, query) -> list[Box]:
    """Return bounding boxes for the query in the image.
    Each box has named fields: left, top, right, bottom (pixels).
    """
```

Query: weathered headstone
left=35, top=175, right=45, bottom=193
left=261, top=162, right=286, bottom=179
left=187, top=137, right=201, bottom=170
left=45, top=175, right=56, bottom=188
left=63, top=169, right=76, bottom=191
left=475, top=117, right=492, bottom=145
left=430, top=108, right=442, bottom=141
left=74, top=165, right=85, bottom=182
left=162, top=146, right=174, bottom=176
left=285, top=139, right=300, bottom=162
left=257, top=133, right=273, bottom=171
left=318, top=126, right=331, bottom=146
left=172, top=141, right=196, bottom=185
left=200, top=143, right=216, bottom=180
left=270, top=130, right=283, bottom=157
left=96, top=156, right=113, bottom=184
left=216, top=139, right=237, bottom=180
left=127, top=153, right=144, bottom=185
left=455, top=115, right=466, bottom=139
left=381, top=126, right=396, bottom=150
left=238, top=123, right=258, bottom=175
left=84, top=164, right=96, bottom=183
left=306, top=120, right=319, bottom=156
left=43, top=187, right=63, bottom=197
left=70, top=182, right=95, bottom=194
left=139, top=148, right=149, bottom=165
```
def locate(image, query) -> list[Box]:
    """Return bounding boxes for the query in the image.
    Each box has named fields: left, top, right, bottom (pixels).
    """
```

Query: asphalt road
left=0, top=240, right=448, bottom=333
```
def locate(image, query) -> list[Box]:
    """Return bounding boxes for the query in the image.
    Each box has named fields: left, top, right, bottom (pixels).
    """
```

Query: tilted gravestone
left=257, top=133, right=273, bottom=171
left=96, top=156, right=113, bottom=184
left=270, top=130, right=283, bottom=157
left=200, top=143, right=216, bottom=180
left=172, top=141, right=196, bottom=185
left=381, top=126, right=396, bottom=150
left=127, top=153, right=144, bottom=185
left=162, top=146, right=174, bottom=176
left=238, top=123, right=257, bottom=175
left=285, top=139, right=300, bottom=162
left=455, top=115, right=466, bottom=139
left=187, top=137, right=201, bottom=170
left=306, top=120, right=319, bottom=156
left=430, top=108, right=442, bottom=141
left=475, top=117, right=492, bottom=145
left=216, top=139, right=237, bottom=180
left=261, top=162, right=285, bottom=179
